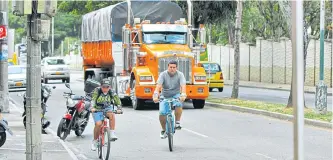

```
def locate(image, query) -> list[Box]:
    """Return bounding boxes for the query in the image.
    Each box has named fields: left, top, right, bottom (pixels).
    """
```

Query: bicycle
left=159, top=97, right=179, bottom=152
left=94, top=105, right=123, bottom=160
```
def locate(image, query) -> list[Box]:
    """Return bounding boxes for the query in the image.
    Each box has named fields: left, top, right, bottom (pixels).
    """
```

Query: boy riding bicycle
left=90, top=78, right=122, bottom=151
left=153, top=60, right=187, bottom=139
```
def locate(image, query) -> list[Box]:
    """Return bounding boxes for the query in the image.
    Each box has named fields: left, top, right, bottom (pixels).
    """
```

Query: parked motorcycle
left=22, top=84, right=56, bottom=133
left=57, top=83, right=91, bottom=140
left=0, top=110, right=13, bottom=147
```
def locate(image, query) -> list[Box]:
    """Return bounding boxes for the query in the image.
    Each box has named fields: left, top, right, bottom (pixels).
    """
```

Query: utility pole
left=12, top=1, right=57, bottom=159
left=315, top=0, right=328, bottom=114
left=26, top=2, right=42, bottom=159
left=291, top=1, right=304, bottom=159
left=0, top=1, right=9, bottom=113
left=51, top=17, right=54, bottom=56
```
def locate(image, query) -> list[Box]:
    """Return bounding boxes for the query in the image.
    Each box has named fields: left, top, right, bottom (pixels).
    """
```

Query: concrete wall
left=208, top=37, right=333, bottom=87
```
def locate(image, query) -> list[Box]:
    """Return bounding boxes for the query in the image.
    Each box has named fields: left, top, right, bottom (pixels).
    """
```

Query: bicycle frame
left=161, top=98, right=178, bottom=135
left=99, top=115, right=109, bottom=146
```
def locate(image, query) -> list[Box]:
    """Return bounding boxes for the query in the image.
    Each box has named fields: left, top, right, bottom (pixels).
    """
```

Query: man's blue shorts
left=92, top=107, right=114, bottom=123
left=159, top=93, right=182, bottom=116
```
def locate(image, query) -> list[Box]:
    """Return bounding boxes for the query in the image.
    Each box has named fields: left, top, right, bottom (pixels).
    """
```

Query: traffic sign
left=0, top=25, right=7, bottom=39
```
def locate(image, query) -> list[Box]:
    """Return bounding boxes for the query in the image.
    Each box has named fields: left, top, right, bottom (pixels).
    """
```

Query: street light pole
left=315, top=0, right=328, bottom=114
left=291, top=1, right=304, bottom=159
left=0, top=1, right=9, bottom=113
left=51, top=17, right=54, bottom=56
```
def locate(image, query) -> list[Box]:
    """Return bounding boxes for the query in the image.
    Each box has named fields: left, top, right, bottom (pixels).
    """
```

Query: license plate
left=15, top=82, right=22, bottom=86
left=55, top=72, right=61, bottom=75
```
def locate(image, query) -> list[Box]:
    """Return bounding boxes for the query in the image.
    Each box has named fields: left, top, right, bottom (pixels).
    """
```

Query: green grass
left=207, top=97, right=332, bottom=122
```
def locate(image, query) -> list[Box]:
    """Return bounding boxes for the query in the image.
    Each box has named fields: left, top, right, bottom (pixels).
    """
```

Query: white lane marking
left=182, top=128, right=209, bottom=138
left=137, top=113, right=209, bottom=138
left=9, top=98, right=80, bottom=160
left=255, top=153, right=277, bottom=160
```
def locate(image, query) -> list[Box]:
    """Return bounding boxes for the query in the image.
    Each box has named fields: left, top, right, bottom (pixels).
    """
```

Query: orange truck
left=81, top=0, right=209, bottom=110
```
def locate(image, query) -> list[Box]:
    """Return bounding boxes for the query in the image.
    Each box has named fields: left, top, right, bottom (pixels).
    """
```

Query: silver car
left=41, top=57, right=70, bottom=84
left=8, top=65, right=27, bottom=89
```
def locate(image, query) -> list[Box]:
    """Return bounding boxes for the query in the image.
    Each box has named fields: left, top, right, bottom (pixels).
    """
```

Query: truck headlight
left=194, top=76, right=206, bottom=82
left=140, top=76, right=153, bottom=82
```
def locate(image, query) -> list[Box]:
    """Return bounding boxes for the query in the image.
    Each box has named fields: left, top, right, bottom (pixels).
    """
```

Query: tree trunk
left=227, top=20, right=235, bottom=46
left=231, top=0, right=243, bottom=99
left=286, top=23, right=309, bottom=108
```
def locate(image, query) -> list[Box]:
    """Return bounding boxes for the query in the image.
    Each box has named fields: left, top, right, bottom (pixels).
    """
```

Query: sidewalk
left=224, top=80, right=332, bottom=96
left=0, top=102, right=77, bottom=160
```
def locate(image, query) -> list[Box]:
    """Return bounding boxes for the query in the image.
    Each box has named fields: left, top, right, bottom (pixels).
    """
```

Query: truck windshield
left=202, top=63, right=221, bottom=73
left=143, top=32, right=186, bottom=44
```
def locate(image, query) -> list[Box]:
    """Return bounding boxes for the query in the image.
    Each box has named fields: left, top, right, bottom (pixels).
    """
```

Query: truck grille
left=158, top=57, right=192, bottom=83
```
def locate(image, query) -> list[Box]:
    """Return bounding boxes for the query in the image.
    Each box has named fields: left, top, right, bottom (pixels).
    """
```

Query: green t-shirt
left=91, top=88, right=121, bottom=109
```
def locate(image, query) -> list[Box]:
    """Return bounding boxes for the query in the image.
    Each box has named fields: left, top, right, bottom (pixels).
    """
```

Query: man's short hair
left=168, top=60, right=177, bottom=66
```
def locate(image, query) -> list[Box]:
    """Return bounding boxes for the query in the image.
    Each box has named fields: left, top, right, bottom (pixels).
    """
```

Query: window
left=202, top=63, right=221, bottom=73
left=46, top=59, right=65, bottom=65
left=8, top=67, right=26, bottom=74
left=143, top=32, right=186, bottom=45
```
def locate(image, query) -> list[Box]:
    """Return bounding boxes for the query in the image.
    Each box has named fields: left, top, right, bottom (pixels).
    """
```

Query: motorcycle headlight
left=66, top=98, right=76, bottom=107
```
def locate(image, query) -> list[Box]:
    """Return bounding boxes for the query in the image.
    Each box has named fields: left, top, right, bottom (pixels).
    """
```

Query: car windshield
left=202, top=63, right=221, bottom=73
left=143, top=32, right=186, bottom=44
left=8, top=67, right=26, bottom=74
left=46, top=59, right=65, bottom=65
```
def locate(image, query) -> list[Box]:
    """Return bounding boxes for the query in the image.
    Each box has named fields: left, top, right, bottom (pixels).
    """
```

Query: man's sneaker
left=110, top=131, right=118, bottom=141
left=175, top=122, right=182, bottom=130
left=160, top=131, right=167, bottom=139
left=91, top=140, right=98, bottom=151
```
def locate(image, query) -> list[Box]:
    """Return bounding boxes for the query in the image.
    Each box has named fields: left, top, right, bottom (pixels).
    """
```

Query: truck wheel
left=218, top=88, right=223, bottom=92
left=192, top=99, right=205, bottom=109
left=131, top=80, right=144, bottom=110
left=209, top=88, right=213, bottom=92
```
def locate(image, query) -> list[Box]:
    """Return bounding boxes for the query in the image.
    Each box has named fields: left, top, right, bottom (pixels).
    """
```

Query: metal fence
left=207, top=37, right=333, bottom=87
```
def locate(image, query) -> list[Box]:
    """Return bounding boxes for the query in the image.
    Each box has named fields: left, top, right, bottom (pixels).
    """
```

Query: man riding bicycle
left=90, top=78, right=122, bottom=151
left=153, top=60, right=187, bottom=139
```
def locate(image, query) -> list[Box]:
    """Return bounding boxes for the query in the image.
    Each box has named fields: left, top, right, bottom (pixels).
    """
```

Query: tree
left=176, top=1, right=237, bottom=44
left=278, top=1, right=321, bottom=108
left=231, top=0, right=243, bottom=99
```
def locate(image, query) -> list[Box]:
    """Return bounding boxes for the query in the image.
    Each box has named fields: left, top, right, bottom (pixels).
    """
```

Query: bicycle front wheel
left=101, top=127, right=111, bottom=160
left=167, top=116, right=173, bottom=152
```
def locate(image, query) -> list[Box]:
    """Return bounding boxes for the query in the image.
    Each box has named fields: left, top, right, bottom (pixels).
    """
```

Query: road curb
left=205, top=102, right=332, bottom=129
left=224, top=83, right=333, bottom=96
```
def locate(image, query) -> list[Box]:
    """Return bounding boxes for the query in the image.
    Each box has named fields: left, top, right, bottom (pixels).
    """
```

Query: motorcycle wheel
left=0, top=132, right=6, bottom=147
left=75, top=112, right=90, bottom=136
left=57, top=118, right=69, bottom=140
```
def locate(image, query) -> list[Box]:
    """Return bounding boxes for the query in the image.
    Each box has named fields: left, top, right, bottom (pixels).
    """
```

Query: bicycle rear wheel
left=167, top=116, right=173, bottom=152
left=101, top=127, right=111, bottom=159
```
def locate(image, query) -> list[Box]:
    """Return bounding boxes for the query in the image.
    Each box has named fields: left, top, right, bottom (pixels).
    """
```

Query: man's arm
left=154, top=72, right=164, bottom=94
left=180, top=72, right=186, bottom=95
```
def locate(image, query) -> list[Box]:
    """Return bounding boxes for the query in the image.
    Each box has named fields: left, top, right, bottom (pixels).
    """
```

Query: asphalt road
left=8, top=72, right=332, bottom=160
left=210, top=86, right=333, bottom=111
